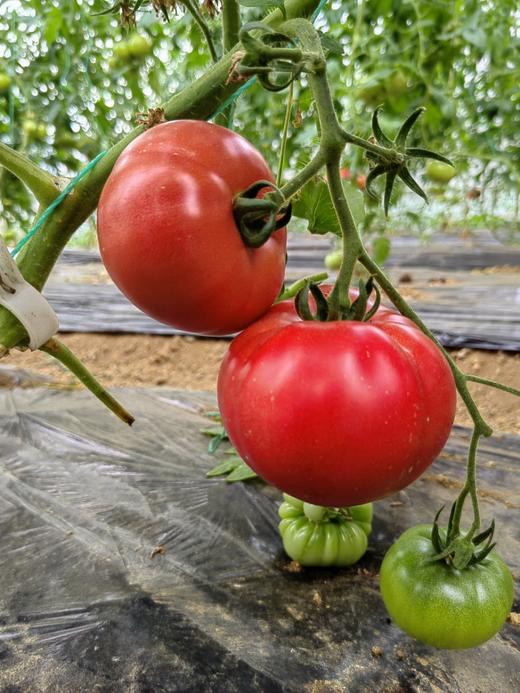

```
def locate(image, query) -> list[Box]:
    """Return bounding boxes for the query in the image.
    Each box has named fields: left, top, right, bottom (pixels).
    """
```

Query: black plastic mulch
left=0, top=388, right=518, bottom=691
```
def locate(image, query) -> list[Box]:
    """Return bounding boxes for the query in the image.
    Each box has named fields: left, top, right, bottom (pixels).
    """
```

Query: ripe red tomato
left=217, top=296, right=456, bottom=506
left=97, top=120, right=287, bottom=335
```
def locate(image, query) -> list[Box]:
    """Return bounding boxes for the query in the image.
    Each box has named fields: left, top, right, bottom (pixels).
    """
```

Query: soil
left=2, top=334, right=519, bottom=434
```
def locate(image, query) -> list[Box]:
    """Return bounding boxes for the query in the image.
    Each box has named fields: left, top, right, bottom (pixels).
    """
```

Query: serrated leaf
left=226, top=461, right=258, bottom=482
left=208, top=431, right=228, bottom=454
left=372, top=236, right=390, bottom=265
left=200, top=425, right=226, bottom=437
left=44, top=7, right=63, bottom=45
left=206, top=459, right=238, bottom=477
left=292, top=178, right=364, bottom=236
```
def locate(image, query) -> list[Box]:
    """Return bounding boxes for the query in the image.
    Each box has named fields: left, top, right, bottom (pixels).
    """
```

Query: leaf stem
left=465, top=374, right=520, bottom=398
left=276, top=272, right=328, bottom=302
left=276, top=81, right=294, bottom=187
left=0, top=141, right=61, bottom=207
left=182, top=0, right=219, bottom=63
left=40, top=338, right=135, bottom=426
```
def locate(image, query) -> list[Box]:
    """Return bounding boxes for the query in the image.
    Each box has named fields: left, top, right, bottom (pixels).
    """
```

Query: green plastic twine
left=11, top=150, right=108, bottom=258
left=210, top=0, right=328, bottom=121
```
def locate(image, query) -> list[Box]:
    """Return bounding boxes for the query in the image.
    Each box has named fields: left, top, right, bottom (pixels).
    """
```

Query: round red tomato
left=217, top=297, right=456, bottom=506
left=97, top=120, right=287, bottom=336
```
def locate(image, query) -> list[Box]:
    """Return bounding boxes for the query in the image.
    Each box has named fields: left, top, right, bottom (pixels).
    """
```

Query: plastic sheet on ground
left=0, top=388, right=518, bottom=691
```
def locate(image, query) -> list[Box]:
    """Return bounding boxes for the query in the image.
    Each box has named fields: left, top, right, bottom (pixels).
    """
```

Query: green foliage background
left=0, top=0, right=518, bottom=246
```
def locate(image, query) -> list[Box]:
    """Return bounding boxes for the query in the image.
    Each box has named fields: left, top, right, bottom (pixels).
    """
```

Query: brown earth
left=1, top=334, right=519, bottom=434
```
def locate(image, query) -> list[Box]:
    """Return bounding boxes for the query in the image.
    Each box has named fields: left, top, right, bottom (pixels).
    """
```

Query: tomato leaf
left=207, top=456, right=258, bottom=482
left=226, top=461, right=259, bottom=482
left=292, top=178, right=364, bottom=236
left=206, top=459, right=238, bottom=477
left=372, top=236, right=391, bottom=265
left=44, top=7, right=63, bottom=45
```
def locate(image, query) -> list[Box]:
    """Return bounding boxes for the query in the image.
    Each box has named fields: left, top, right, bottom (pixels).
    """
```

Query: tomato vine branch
left=182, top=0, right=219, bottom=63
left=0, top=141, right=62, bottom=207
left=40, top=338, right=135, bottom=426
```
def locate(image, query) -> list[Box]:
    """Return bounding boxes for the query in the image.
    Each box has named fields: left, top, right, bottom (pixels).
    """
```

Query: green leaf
left=292, top=178, right=364, bottom=236
left=206, top=459, right=238, bottom=477
left=206, top=455, right=258, bottom=482
left=226, top=461, right=258, bottom=482
left=200, top=425, right=226, bottom=437
left=372, top=236, right=391, bottom=265
left=44, top=7, right=63, bottom=45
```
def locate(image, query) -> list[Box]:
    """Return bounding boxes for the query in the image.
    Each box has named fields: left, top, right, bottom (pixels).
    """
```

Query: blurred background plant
left=0, top=0, right=518, bottom=251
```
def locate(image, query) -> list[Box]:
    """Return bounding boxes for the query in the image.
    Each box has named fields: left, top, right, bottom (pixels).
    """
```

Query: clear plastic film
left=0, top=388, right=518, bottom=690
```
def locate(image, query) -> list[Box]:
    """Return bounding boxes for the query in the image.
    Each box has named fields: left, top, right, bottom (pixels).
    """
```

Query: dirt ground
left=1, top=333, right=519, bottom=434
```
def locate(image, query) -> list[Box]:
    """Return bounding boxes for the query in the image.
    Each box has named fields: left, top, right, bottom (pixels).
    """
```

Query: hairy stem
left=222, top=0, right=241, bottom=51
left=40, top=338, right=134, bottom=425
left=276, top=272, right=328, bottom=302
left=183, top=0, right=219, bottom=63
left=449, top=428, right=482, bottom=539
left=0, top=141, right=61, bottom=206
left=276, top=82, right=294, bottom=187
left=466, top=374, right=520, bottom=398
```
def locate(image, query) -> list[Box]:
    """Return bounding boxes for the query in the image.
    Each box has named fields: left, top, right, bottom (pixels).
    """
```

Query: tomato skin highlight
left=380, top=525, right=514, bottom=649
left=217, top=298, right=456, bottom=507
left=97, top=120, right=287, bottom=336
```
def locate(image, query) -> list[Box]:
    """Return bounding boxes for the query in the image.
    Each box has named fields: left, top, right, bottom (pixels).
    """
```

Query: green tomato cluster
left=278, top=494, right=373, bottom=567
left=111, top=33, right=152, bottom=68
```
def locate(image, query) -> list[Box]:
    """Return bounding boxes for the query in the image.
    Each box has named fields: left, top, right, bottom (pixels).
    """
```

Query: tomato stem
left=0, top=141, right=62, bottom=207
left=183, top=0, right=219, bottom=63
left=276, top=81, right=294, bottom=187
left=40, top=338, right=135, bottom=426
left=465, top=375, right=520, bottom=399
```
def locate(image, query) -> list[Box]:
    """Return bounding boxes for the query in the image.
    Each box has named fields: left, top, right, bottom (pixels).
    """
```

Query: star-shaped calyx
left=365, top=106, right=454, bottom=216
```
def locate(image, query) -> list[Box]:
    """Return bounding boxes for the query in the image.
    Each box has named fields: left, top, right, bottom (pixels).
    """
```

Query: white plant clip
left=0, top=239, right=59, bottom=350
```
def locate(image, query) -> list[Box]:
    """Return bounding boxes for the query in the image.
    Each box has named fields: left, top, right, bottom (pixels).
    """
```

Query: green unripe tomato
left=324, top=249, right=343, bottom=271
left=278, top=494, right=373, bottom=567
left=23, top=119, right=39, bottom=137
left=126, top=34, right=152, bottom=59
left=113, top=42, right=130, bottom=60
left=425, top=161, right=456, bottom=184
left=380, top=525, right=514, bottom=649
left=36, top=123, right=47, bottom=139
left=384, top=71, right=408, bottom=96
left=0, top=72, right=11, bottom=93
left=358, top=83, right=386, bottom=106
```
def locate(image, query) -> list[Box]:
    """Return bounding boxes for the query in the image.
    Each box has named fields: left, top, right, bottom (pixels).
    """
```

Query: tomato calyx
left=295, top=276, right=381, bottom=323
left=430, top=505, right=497, bottom=570
left=233, top=180, right=291, bottom=248
left=237, top=23, right=305, bottom=92
left=363, top=106, right=454, bottom=216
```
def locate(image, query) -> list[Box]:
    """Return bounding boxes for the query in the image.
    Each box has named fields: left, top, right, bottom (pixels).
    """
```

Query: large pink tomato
left=97, top=120, right=287, bottom=335
left=218, top=298, right=456, bottom=506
